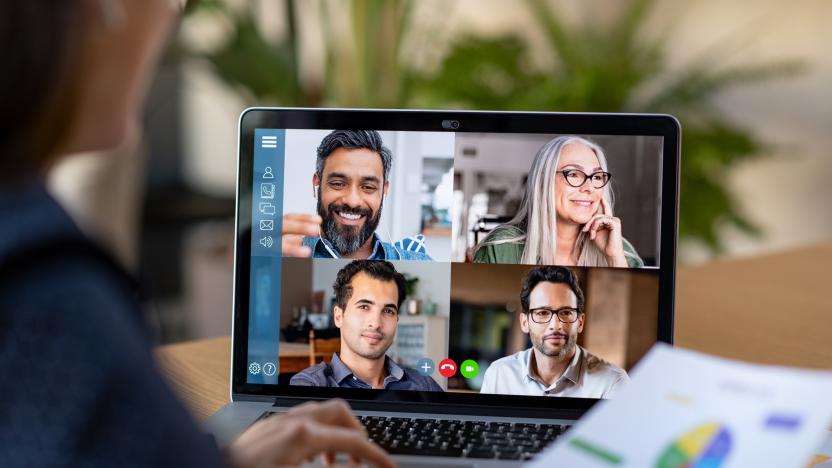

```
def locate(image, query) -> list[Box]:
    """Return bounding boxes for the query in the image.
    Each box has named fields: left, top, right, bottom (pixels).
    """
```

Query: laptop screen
left=238, top=113, right=675, bottom=408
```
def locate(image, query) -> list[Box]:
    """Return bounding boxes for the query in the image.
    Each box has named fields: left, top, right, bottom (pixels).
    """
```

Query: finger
left=600, top=196, right=611, bottom=215
left=582, top=213, right=606, bottom=233
left=283, top=213, right=323, bottom=224
left=589, top=217, right=614, bottom=241
left=281, top=241, right=312, bottom=258
left=282, top=217, right=321, bottom=237
left=282, top=234, right=305, bottom=246
left=608, top=217, right=623, bottom=242
left=585, top=216, right=603, bottom=239
left=282, top=213, right=322, bottom=228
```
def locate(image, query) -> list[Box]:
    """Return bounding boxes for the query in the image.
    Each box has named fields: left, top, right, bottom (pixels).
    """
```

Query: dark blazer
left=0, top=183, right=223, bottom=467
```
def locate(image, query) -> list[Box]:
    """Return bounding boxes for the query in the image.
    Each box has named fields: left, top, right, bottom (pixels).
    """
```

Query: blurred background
left=47, top=0, right=832, bottom=344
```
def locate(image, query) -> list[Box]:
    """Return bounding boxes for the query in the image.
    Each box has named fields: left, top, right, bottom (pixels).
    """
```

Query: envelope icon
left=259, top=219, right=274, bottom=231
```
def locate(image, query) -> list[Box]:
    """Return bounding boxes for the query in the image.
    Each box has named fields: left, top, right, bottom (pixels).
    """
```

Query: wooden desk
left=156, top=339, right=308, bottom=420
left=157, top=336, right=231, bottom=421
left=675, top=242, right=832, bottom=369
left=157, top=243, right=832, bottom=421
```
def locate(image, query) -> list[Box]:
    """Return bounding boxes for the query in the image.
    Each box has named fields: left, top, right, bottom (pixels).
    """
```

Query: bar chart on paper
left=527, top=344, right=832, bottom=468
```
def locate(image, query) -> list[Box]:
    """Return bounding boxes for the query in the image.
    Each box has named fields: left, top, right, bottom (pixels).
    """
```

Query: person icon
left=263, top=166, right=275, bottom=179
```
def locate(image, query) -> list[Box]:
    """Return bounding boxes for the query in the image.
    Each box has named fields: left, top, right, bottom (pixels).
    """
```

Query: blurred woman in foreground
left=0, top=1, right=392, bottom=467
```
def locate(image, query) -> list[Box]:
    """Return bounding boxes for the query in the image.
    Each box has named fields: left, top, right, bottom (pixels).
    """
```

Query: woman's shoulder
left=473, top=225, right=525, bottom=263
left=0, top=243, right=223, bottom=467
left=621, top=238, right=644, bottom=268
left=1, top=243, right=146, bottom=341
left=485, top=224, right=525, bottom=241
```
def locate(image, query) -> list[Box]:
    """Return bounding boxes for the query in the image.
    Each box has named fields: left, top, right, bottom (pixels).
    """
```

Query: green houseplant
left=406, top=0, right=804, bottom=253
left=181, top=0, right=804, bottom=255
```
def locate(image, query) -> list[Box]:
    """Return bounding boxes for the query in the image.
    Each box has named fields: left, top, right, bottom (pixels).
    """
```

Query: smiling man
left=290, top=260, right=442, bottom=391
left=281, top=130, right=432, bottom=260
left=481, top=266, right=628, bottom=398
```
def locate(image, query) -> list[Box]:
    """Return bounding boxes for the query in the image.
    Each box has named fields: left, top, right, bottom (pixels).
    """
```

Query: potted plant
left=403, top=274, right=420, bottom=315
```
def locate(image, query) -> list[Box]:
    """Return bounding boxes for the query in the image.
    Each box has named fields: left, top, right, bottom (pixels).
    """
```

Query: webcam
left=441, top=119, right=460, bottom=130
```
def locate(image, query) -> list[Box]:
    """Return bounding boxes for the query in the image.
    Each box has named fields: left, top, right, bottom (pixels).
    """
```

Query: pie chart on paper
left=655, top=422, right=732, bottom=468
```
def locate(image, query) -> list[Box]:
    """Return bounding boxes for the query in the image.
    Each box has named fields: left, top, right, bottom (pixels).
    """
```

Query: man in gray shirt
left=291, top=260, right=442, bottom=392
left=481, top=266, right=628, bottom=398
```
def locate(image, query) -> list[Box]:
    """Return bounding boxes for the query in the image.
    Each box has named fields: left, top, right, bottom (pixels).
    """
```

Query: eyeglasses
left=528, top=307, right=582, bottom=324
left=557, top=169, right=612, bottom=189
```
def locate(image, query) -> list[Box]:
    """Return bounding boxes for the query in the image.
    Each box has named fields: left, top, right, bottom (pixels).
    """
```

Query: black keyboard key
left=515, top=423, right=538, bottom=430
left=387, top=445, right=465, bottom=457
left=466, top=447, right=496, bottom=459
left=498, top=450, right=522, bottom=460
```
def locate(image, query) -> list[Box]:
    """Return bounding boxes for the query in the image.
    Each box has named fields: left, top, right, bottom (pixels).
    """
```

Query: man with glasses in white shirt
left=481, top=266, right=628, bottom=398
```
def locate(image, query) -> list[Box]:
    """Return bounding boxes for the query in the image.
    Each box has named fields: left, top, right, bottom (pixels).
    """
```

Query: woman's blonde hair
left=477, top=135, right=624, bottom=266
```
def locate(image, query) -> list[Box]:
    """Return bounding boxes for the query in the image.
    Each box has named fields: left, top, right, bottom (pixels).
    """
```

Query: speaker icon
left=259, top=236, right=274, bottom=248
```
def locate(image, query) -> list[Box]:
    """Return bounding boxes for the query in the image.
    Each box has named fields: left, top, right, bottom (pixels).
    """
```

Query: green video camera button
left=460, top=359, right=479, bottom=378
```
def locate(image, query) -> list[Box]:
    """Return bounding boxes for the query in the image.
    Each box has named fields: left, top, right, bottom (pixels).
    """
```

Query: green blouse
left=472, top=225, right=645, bottom=268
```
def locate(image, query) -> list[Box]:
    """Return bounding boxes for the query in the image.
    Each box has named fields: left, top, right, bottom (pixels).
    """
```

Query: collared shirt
left=290, top=352, right=444, bottom=392
left=302, top=233, right=433, bottom=261
left=473, top=225, right=645, bottom=268
left=480, top=346, right=628, bottom=398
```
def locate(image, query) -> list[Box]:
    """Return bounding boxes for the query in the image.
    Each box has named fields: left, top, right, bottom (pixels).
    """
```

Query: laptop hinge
left=270, top=397, right=588, bottom=420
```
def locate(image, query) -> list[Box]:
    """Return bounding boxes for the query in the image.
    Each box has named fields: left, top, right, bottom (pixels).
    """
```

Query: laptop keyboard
left=259, top=412, right=569, bottom=460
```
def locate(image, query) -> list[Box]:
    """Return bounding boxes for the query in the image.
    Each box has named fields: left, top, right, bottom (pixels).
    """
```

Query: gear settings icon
left=248, top=362, right=261, bottom=375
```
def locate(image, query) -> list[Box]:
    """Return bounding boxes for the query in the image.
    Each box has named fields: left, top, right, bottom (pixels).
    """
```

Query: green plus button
left=460, top=360, right=479, bottom=378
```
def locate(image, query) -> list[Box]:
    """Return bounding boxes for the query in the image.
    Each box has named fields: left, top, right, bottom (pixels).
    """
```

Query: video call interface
left=246, top=128, right=664, bottom=401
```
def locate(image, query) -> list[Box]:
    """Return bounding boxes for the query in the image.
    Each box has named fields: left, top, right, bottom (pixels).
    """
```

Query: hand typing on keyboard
left=226, top=399, right=393, bottom=468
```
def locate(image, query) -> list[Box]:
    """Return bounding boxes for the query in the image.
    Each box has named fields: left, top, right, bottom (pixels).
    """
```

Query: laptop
left=205, top=108, right=680, bottom=466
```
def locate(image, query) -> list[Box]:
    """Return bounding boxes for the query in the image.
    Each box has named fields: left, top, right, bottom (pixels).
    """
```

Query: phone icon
left=438, top=358, right=457, bottom=378
left=260, top=183, right=275, bottom=199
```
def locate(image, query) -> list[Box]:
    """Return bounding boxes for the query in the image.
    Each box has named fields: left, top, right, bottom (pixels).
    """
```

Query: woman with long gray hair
left=473, top=136, right=643, bottom=267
